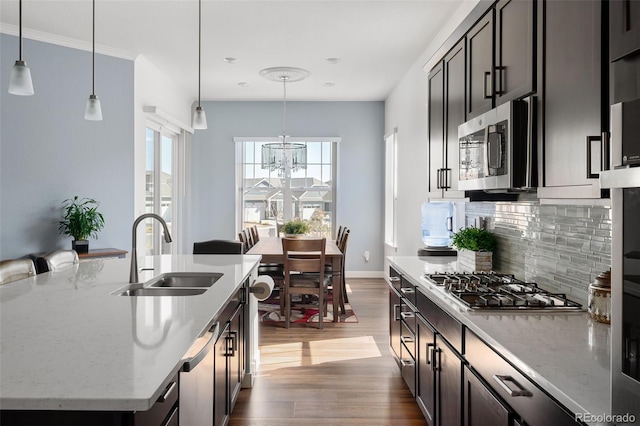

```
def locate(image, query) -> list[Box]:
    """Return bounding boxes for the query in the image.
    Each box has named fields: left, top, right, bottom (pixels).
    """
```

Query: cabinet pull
left=156, top=381, right=177, bottom=403
left=601, top=131, right=610, bottom=172
left=400, top=358, right=415, bottom=367
left=389, top=276, right=401, bottom=284
left=426, top=343, right=435, bottom=366
left=431, top=347, right=440, bottom=371
left=436, top=168, right=442, bottom=189
left=400, top=287, right=415, bottom=294
left=483, top=71, right=492, bottom=99
left=586, top=135, right=602, bottom=179
left=393, top=304, right=401, bottom=321
left=401, top=335, right=415, bottom=344
left=182, top=322, right=220, bottom=372
left=495, top=66, right=504, bottom=95
left=493, top=375, right=533, bottom=397
left=442, top=168, right=451, bottom=189
left=229, top=330, right=238, bottom=352
left=400, top=311, right=415, bottom=319
left=226, top=335, right=235, bottom=357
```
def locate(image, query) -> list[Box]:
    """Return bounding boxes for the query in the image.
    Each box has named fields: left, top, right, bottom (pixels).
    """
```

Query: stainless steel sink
left=117, top=287, right=207, bottom=297
left=147, top=272, right=222, bottom=288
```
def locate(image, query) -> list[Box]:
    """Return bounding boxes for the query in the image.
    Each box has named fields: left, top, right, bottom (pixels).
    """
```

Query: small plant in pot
left=58, top=196, right=105, bottom=253
left=452, top=226, right=497, bottom=272
left=281, top=219, right=310, bottom=237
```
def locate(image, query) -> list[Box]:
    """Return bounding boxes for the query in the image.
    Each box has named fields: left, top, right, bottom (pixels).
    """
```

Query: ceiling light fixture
left=224, top=57, right=238, bottom=64
left=192, top=0, right=207, bottom=130
left=8, top=0, right=34, bottom=96
left=259, top=67, right=310, bottom=176
left=325, top=58, right=341, bottom=65
left=84, top=0, right=102, bottom=120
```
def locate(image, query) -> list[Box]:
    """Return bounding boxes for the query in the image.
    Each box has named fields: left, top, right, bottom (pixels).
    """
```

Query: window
left=145, top=126, right=180, bottom=255
left=385, top=129, right=398, bottom=246
left=236, top=138, right=339, bottom=239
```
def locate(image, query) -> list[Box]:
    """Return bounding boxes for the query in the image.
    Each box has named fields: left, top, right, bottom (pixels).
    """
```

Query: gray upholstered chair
left=35, top=250, right=79, bottom=273
left=0, top=258, right=37, bottom=285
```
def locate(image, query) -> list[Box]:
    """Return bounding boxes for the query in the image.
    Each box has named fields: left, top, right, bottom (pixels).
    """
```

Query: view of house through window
left=145, top=126, right=177, bottom=255
left=237, top=138, right=338, bottom=239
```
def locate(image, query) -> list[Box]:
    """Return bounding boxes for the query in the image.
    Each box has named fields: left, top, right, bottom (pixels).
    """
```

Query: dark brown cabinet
left=538, top=0, right=608, bottom=199
left=464, top=366, right=513, bottom=426
left=428, top=62, right=446, bottom=193
left=389, top=284, right=402, bottom=362
left=417, top=315, right=436, bottom=425
left=494, top=0, right=536, bottom=104
left=435, top=335, right=462, bottom=426
left=610, top=0, right=640, bottom=61
left=467, top=12, right=495, bottom=118
left=214, top=322, right=230, bottom=426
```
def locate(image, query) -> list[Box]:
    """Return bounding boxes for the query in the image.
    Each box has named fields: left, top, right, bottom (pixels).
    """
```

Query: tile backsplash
left=464, top=200, right=611, bottom=305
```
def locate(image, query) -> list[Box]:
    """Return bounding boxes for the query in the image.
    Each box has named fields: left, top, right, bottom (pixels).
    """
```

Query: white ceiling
left=0, top=0, right=465, bottom=101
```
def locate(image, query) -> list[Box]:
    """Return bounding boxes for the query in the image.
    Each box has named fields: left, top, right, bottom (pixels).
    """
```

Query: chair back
left=36, top=250, right=79, bottom=273
left=243, top=228, right=254, bottom=250
left=193, top=239, right=244, bottom=254
left=335, top=225, right=344, bottom=244
left=238, top=232, right=248, bottom=252
left=0, top=259, right=37, bottom=285
left=250, top=225, right=260, bottom=244
left=282, top=237, right=326, bottom=275
left=338, top=229, right=350, bottom=253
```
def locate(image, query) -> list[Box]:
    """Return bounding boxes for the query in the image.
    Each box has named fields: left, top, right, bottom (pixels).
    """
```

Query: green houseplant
left=281, top=219, right=310, bottom=236
left=452, top=227, right=497, bottom=272
left=58, top=196, right=105, bottom=253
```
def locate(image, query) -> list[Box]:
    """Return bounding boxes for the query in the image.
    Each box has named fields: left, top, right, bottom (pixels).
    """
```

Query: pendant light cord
left=91, top=0, right=95, bottom=95
left=18, top=0, right=23, bottom=61
left=198, top=0, right=202, bottom=107
left=282, top=76, right=287, bottom=137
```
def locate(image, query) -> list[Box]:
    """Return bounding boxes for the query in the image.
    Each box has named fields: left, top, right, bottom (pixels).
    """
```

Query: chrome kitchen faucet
left=129, top=213, right=172, bottom=283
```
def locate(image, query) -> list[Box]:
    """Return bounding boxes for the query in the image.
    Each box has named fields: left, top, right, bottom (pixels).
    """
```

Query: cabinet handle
left=229, top=330, right=238, bottom=352
left=431, top=347, right=440, bottom=371
left=435, top=168, right=442, bottom=189
left=156, top=381, right=177, bottom=403
left=495, top=66, right=504, bottom=95
left=483, top=71, right=492, bottom=99
left=442, top=168, right=451, bottom=189
left=401, top=335, right=415, bottom=344
left=586, top=135, right=602, bottom=179
left=493, top=375, right=533, bottom=397
left=601, top=131, right=610, bottom=172
left=400, top=287, right=415, bottom=294
left=393, top=304, right=401, bottom=321
left=400, top=311, right=415, bottom=319
left=389, top=276, right=401, bottom=284
left=182, top=322, right=220, bottom=372
left=400, top=358, right=415, bottom=367
left=426, top=342, right=435, bottom=366
left=226, top=335, right=235, bottom=357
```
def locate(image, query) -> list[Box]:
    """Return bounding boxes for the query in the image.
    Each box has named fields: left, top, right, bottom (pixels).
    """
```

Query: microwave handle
left=486, top=125, right=503, bottom=171
left=524, top=98, right=535, bottom=188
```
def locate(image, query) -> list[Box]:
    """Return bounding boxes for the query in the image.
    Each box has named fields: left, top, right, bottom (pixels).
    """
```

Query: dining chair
left=0, top=258, right=37, bottom=285
left=238, top=232, right=248, bottom=253
left=335, top=225, right=344, bottom=244
left=35, top=250, right=79, bottom=273
left=250, top=225, right=260, bottom=244
left=193, top=239, right=244, bottom=254
left=243, top=228, right=255, bottom=250
left=282, top=237, right=329, bottom=329
left=337, top=229, right=350, bottom=307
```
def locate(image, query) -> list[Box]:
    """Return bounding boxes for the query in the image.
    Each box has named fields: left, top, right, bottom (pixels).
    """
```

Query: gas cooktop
left=423, top=272, right=583, bottom=311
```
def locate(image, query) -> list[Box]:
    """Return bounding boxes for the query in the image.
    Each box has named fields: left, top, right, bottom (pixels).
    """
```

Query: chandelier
left=259, top=67, right=310, bottom=175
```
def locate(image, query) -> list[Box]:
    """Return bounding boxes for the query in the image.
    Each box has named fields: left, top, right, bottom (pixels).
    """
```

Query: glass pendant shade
left=9, top=61, right=34, bottom=96
left=84, top=94, right=103, bottom=121
left=192, top=106, right=208, bottom=129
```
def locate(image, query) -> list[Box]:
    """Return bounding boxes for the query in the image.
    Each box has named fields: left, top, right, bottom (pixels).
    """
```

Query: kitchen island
left=0, top=254, right=260, bottom=419
left=388, top=256, right=612, bottom=426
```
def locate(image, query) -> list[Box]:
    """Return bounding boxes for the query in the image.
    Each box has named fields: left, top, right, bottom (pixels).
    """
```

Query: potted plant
left=58, top=196, right=105, bottom=253
left=452, top=226, right=497, bottom=272
left=281, top=219, right=310, bottom=237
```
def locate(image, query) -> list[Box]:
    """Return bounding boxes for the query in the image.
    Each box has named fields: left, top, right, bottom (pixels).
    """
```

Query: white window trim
left=384, top=128, right=398, bottom=248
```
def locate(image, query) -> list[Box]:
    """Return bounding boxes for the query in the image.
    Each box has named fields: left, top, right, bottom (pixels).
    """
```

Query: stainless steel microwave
left=457, top=97, right=536, bottom=191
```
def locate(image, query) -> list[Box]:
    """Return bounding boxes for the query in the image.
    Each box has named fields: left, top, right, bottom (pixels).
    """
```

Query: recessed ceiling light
left=323, top=82, right=336, bottom=87
left=325, top=58, right=341, bottom=65
left=224, top=57, right=238, bottom=64
left=238, top=82, right=249, bottom=87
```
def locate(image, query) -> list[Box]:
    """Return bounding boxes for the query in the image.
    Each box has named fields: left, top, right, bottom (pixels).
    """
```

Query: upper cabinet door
left=444, top=39, right=466, bottom=192
left=494, top=0, right=535, bottom=104
left=610, top=0, right=640, bottom=61
left=467, top=12, right=495, bottom=119
left=428, top=62, right=445, bottom=193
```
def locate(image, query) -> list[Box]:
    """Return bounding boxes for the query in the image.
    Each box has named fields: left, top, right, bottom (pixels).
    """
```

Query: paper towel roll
left=250, top=275, right=275, bottom=301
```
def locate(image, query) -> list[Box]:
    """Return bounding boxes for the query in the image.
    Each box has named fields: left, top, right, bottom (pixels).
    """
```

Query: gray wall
left=190, top=101, right=385, bottom=274
left=465, top=200, right=612, bottom=305
left=1, top=34, right=134, bottom=259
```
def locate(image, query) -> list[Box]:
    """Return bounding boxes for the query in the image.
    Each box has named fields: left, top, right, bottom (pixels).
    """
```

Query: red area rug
left=258, top=293, right=358, bottom=324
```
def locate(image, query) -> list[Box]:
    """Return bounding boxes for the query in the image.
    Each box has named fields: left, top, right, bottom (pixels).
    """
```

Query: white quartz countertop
left=0, top=254, right=260, bottom=411
left=388, top=256, right=611, bottom=421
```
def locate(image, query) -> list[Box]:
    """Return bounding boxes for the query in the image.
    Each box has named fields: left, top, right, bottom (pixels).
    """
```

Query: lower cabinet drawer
left=465, top=331, right=577, bottom=426
left=401, top=320, right=416, bottom=359
left=401, top=341, right=416, bottom=397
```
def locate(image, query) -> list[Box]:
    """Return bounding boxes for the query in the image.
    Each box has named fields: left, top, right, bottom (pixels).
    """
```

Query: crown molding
left=0, top=23, right=138, bottom=61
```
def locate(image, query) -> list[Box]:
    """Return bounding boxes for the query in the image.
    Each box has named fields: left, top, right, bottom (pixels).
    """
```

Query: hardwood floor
left=230, top=278, right=427, bottom=426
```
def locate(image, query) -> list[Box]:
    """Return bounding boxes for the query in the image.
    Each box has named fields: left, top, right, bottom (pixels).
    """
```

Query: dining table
left=247, top=236, right=344, bottom=322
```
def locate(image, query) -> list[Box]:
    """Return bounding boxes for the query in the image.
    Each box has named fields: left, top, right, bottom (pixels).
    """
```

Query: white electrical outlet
left=364, top=250, right=370, bottom=262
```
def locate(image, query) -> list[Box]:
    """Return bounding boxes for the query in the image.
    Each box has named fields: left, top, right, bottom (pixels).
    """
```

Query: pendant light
left=84, top=0, right=102, bottom=121
left=8, top=0, right=34, bottom=96
left=192, top=0, right=207, bottom=129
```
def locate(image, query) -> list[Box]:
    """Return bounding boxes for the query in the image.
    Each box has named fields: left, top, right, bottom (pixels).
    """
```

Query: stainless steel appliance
left=600, top=100, right=640, bottom=418
left=457, top=97, right=536, bottom=191
left=423, top=272, right=582, bottom=311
